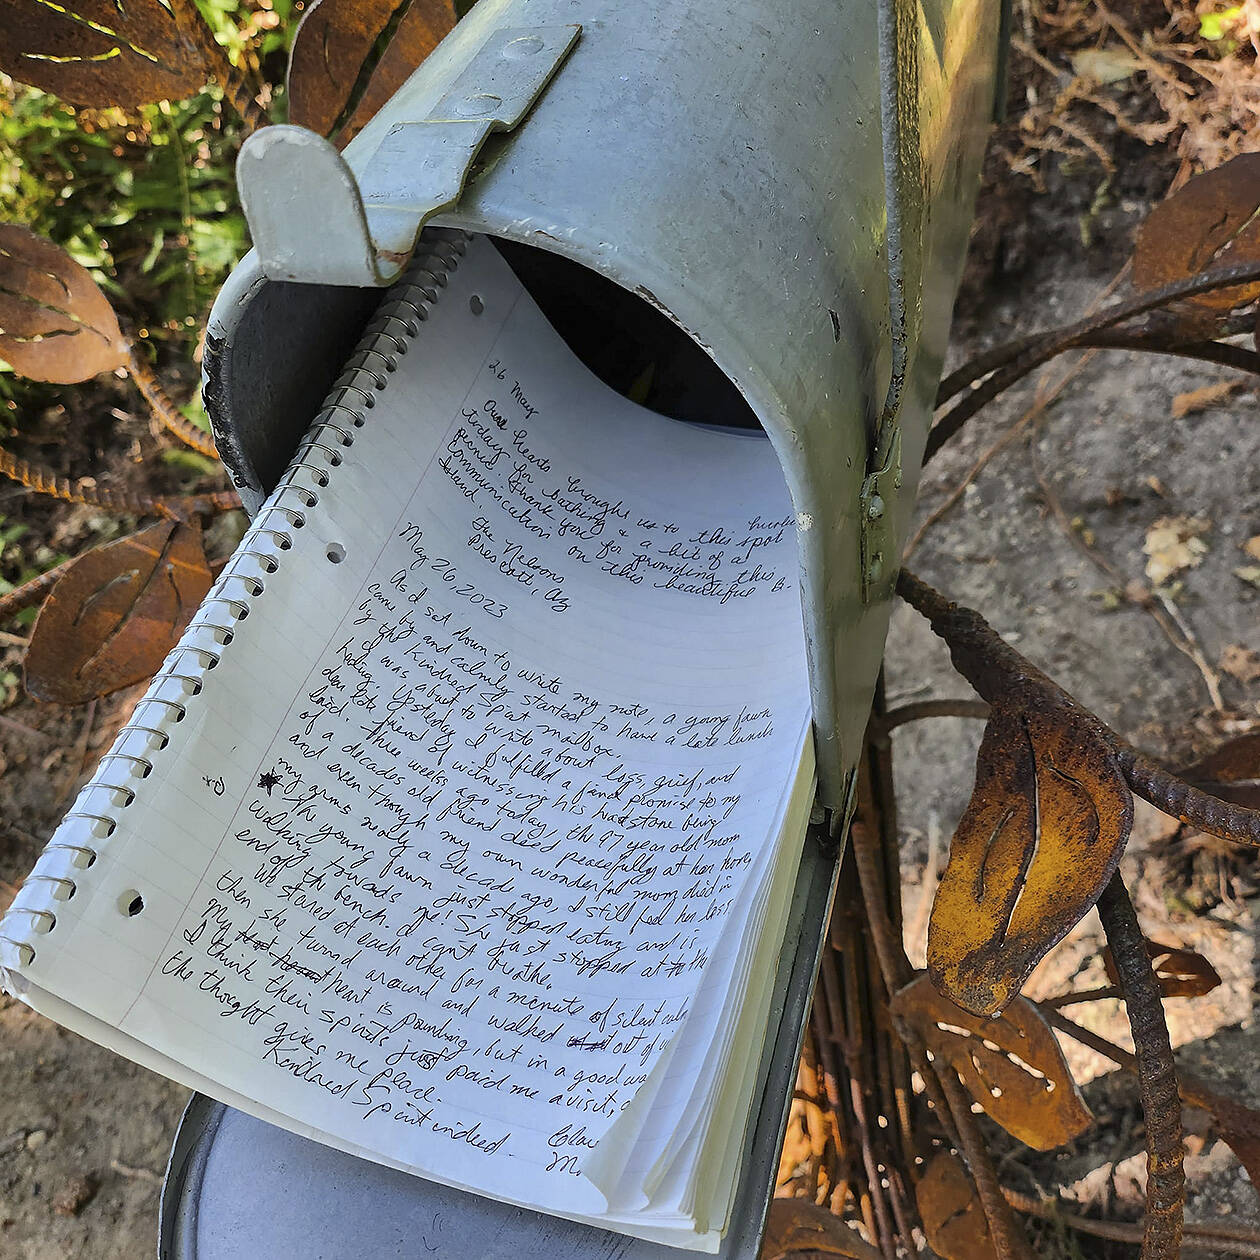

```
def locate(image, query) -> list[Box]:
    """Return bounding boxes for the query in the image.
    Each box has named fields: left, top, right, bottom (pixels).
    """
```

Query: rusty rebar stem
left=1040, top=985, right=1124, bottom=1008
left=0, top=446, right=239, bottom=520
left=850, top=821, right=912, bottom=995
left=833, top=940, right=898, bottom=1260
left=1004, top=1187, right=1260, bottom=1258
left=1117, top=743, right=1260, bottom=846
left=1096, top=872, right=1185, bottom=1259
left=811, top=998, right=876, bottom=1243
left=936, top=1067, right=1037, bottom=1260
left=0, top=557, right=72, bottom=624
left=126, top=342, right=219, bottom=458
left=1072, top=331, right=1260, bottom=375
left=1043, top=1008, right=1246, bottom=1146
left=873, top=698, right=991, bottom=740
left=928, top=257, right=1260, bottom=460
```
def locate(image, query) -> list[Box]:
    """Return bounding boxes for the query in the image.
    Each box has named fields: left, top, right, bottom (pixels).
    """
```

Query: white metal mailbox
left=174, top=1, right=1005, bottom=1254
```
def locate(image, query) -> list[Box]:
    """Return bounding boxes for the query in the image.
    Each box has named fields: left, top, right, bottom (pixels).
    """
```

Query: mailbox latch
left=238, top=25, right=581, bottom=287
left=356, top=27, right=582, bottom=226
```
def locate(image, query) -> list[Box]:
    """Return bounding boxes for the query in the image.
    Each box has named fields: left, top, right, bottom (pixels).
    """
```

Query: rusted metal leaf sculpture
left=25, top=520, right=212, bottom=705
left=288, top=0, right=457, bottom=145
left=915, top=1152, right=999, bottom=1260
left=0, top=226, right=127, bottom=385
left=1204, top=1092, right=1260, bottom=1190
left=1134, top=153, right=1260, bottom=313
left=1105, top=940, right=1221, bottom=1000
left=896, top=573, right=1138, bottom=1017
left=0, top=0, right=208, bottom=109
left=762, top=1200, right=883, bottom=1260
left=927, top=703, right=1134, bottom=1017
left=891, top=975, right=1092, bottom=1151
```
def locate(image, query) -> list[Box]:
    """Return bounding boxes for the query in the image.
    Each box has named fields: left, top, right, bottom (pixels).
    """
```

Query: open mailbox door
left=173, top=1, right=1006, bottom=1255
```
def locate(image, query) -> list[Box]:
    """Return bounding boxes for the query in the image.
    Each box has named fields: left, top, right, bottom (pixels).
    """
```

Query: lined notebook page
left=4, top=237, right=811, bottom=1236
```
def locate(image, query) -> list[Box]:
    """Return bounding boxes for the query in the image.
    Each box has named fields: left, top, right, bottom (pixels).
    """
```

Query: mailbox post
left=166, top=1, right=1006, bottom=1255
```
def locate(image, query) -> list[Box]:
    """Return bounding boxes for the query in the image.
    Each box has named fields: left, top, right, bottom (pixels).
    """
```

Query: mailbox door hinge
left=859, top=427, right=902, bottom=601
left=810, top=767, right=859, bottom=860
left=238, top=25, right=581, bottom=287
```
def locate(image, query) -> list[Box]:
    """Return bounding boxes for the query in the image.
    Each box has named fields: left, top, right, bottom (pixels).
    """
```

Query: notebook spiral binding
left=0, top=228, right=470, bottom=975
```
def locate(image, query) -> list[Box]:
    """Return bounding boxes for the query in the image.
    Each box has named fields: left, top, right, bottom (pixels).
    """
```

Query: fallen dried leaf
left=1144, top=516, right=1210, bottom=587
left=0, top=227, right=127, bottom=384
left=1171, top=379, right=1242, bottom=418
left=288, top=0, right=456, bottom=144
left=0, top=0, right=208, bottom=108
left=1134, top=152, right=1260, bottom=311
left=915, top=1151, right=999, bottom=1260
left=762, top=1200, right=883, bottom=1260
left=927, top=704, right=1133, bottom=1017
left=1104, top=940, right=1221, bottom=999
left=892, top=976, right=1093, bottom=1150
left=1245, top=536, right=1260, bottom=562
left=25, top=521, right=211, bottom=705
left=1221, top=643, right=1260, bottom=684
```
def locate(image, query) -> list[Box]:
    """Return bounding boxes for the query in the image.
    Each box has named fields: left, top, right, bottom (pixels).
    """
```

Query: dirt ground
left=3, top=45, right=1260, bottom=1260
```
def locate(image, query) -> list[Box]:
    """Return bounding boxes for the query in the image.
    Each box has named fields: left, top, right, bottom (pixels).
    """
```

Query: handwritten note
left=23, top=239, right=812, bottom=1236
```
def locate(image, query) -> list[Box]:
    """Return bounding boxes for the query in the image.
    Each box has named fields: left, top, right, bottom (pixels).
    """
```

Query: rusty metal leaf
left=1208, top=1094, right=1260, bottom=1189
left=0, top=0, right=208, bottom=109
left=287, top=0, right=457, bottom=144
left=891, top=975, right=1093, bottom=1151
left=762, top=1200, right=883, bottom=1260
left=1134, top=153, right=1260, bottom=312
left=915, top=1152, right=999, bottom=1260
left=25, top=520, right=211, bottom=705
left=927, top=704, right=1133, bottom=1017
left=1104, top=940, right=1221, bottom=999
left=1179, top=732, right=1260, bottom=810
left=0, top=226, right=127, bottom=384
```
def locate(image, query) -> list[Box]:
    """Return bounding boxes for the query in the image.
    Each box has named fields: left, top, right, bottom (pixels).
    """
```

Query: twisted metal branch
left=126, top=343, right=219, bottom=458
left=1096, top=872, right=1185, bottom=1260
left=1117, top=743, right=1260, bottom=846
left=0, top=448, right=240, bottom=520
left=0, top=558, right=73, bottom=625
left=927, top=258, right=1260, bottom=462
left=1005, top=1188, right=1260, bottom=1257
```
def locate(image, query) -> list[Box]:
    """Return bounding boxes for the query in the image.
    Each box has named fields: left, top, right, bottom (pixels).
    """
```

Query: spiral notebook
left=0, top=231, right=816, bottom=1252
